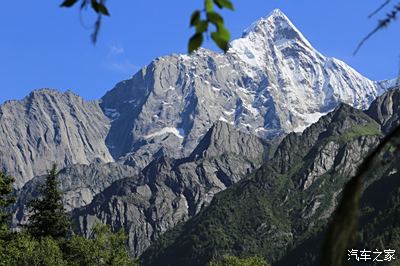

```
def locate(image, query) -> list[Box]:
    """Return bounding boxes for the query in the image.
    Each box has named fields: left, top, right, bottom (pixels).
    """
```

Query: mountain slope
left=0, top=10, right=389, bottom=189
left=140, top=90, right=400, bottom=266
left=13, top=121, right=270, bottom=256
left=71, top=121, right=270, bottom=256
left=0, top=89, right=113, bottom=188
left=274, top=158, right=400, bottom=266
left=275, top=89, right=400, bottom=266
left=1, top=8, right=396, bottom=264
left=100, top=9, right=384, bottom=169
left=12, top=162, right=138, bottom=226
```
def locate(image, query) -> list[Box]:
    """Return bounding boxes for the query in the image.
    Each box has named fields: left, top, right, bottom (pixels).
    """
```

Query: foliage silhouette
left=27, top=164, right=71, bottom=239
left=0, top=172, right=15, bottom=237
left=355, top=1, right=400, bottom=54
left=60, top=0, right=234, bottom=53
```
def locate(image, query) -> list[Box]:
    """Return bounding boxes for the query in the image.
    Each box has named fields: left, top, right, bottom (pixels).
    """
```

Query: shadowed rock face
left=140, top=90, right=400, bottom=266
left=71, top=121, right=270, bottom=256
left=0, top=89, right=114, bottom=188
left=366, top=88, right=400, bottom=134
left=14, top=121, right=270, bottom=256
left=12, top=162, right=139, bottom=227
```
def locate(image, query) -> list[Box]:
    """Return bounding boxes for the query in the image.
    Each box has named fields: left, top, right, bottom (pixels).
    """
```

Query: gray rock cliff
left=0, top=89, right=113, bottom=188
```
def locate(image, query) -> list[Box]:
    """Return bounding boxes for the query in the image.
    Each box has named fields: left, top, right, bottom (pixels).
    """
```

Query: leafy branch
left=188, top=0, right=234, bottom=53
left=59, top=0, right=234, bottom=53
left=354, top=1, right=400, bottom=55
left=60, top=0, right=110, bottom=43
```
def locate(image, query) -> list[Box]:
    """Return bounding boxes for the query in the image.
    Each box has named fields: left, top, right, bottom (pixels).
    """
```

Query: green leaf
left=211, top=23, right=230, bottom=52
left=216, top=24, right=230, bottom=42
left=195, top=20, right=208, bottom=33
left=91, top=0, right=99, bottom=13
left=207, top=11, right=224, bottom=25
left=214, top=0, right=234, bottom=10
left=211, top=32, right=229, bottom=52
left=188, top=33, right=204, bottom=53
left=60, top=0, right=79, bottom=7
left=190, top=10, right=201, bottom=26
left=97, top=3, right=110, bottom=16
left=205, top=0, right=213, bottom=12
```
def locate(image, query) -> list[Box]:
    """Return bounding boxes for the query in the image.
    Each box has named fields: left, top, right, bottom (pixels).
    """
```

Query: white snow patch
left=389, top=169, right=398, bottom=176
left=293, top=125, right=307, bottom=133
left=237, top=86, right=251, bottom=95
left=223, top=109, right=235, bottom=116
left=144, top=127, right=185, bottom=139
left=229, top=39, right=266, bottom=68
left=293, top=111, right=327, bottom=133
left=218, top=63, right=230, bottom=69
left=218, top=116, right=229, bottom=123
left=255, top=127, right=267, bottom=133
left=243, top=102, right=259, bottom=116
left=241, top=123, right=253, bottom=129
left=304, top=112, right=326, bottom=124
left=177, top=128, right=186, bottom=137
left=180, top=54, right=190, bottom=60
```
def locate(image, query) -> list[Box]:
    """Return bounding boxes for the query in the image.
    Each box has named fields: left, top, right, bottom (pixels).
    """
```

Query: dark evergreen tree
left=0, top=172, right=15, bottom=237
left=27, top=164, right=70, bottom=239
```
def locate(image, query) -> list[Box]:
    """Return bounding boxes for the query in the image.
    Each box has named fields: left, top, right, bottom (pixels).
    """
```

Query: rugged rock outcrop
left=0, top=89, right=113, bottom=188
left=140, top=90, right=400, bottom=266
left=366, top=88, right=400, bottom=133
left=100, top=9, right=385, bottom=169
left=14, top=121, right=269, bottom=256
left=71, top=121, right=270, bottom=256
left=12, top=162, right=138, bottom=226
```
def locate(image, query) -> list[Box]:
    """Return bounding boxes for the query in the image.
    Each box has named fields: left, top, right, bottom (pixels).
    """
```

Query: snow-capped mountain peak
left=96, top=9, right=386, bottom=167
left=229, top=9, right=320, bottom=70
left=241, top=9, right=313, bottom=49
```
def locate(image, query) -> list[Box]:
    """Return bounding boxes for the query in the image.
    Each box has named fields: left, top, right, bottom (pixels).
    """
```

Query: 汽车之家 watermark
left=348, top=249, right=395, bottom=262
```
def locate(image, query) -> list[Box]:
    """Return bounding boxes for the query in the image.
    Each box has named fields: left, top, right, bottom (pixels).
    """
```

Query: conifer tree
left=27, top=164, right=70, bottom=239
left=0, top=172, right=15, bottom=237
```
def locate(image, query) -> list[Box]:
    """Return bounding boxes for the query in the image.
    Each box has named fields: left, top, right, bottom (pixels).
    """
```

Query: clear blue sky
left=1, top=0, right=399, bottom=103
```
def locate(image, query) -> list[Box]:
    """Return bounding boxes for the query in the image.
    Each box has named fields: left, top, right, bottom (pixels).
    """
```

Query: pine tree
left=27, top=164, right=70, bottom=239
left=0, top=172, right=15, bottom=237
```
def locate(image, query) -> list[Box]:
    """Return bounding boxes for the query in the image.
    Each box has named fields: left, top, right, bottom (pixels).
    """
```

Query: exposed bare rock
left=0, top=89, right=113, bottom=188
left=71, top=121, right=269, bottom=256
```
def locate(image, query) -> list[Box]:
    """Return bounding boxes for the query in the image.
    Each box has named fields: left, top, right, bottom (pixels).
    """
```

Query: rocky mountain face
left=2, top=8, right=397, bottom=265
left=12, top=162, right=139, bottom=226
left=276, top=155, right=400, bottom=266
left=73, top=122, right=268, bottom=256
left=366, top=88, right=400, bottom=134
left=140, top=89, right=400, bottom=266
left=0, top=89, right=114, bottom=188
left=100, top=9, right=385, bottom=170
left=14, top=121, right=270, bottom=256
left=0, top=10, right=388, bottom=189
